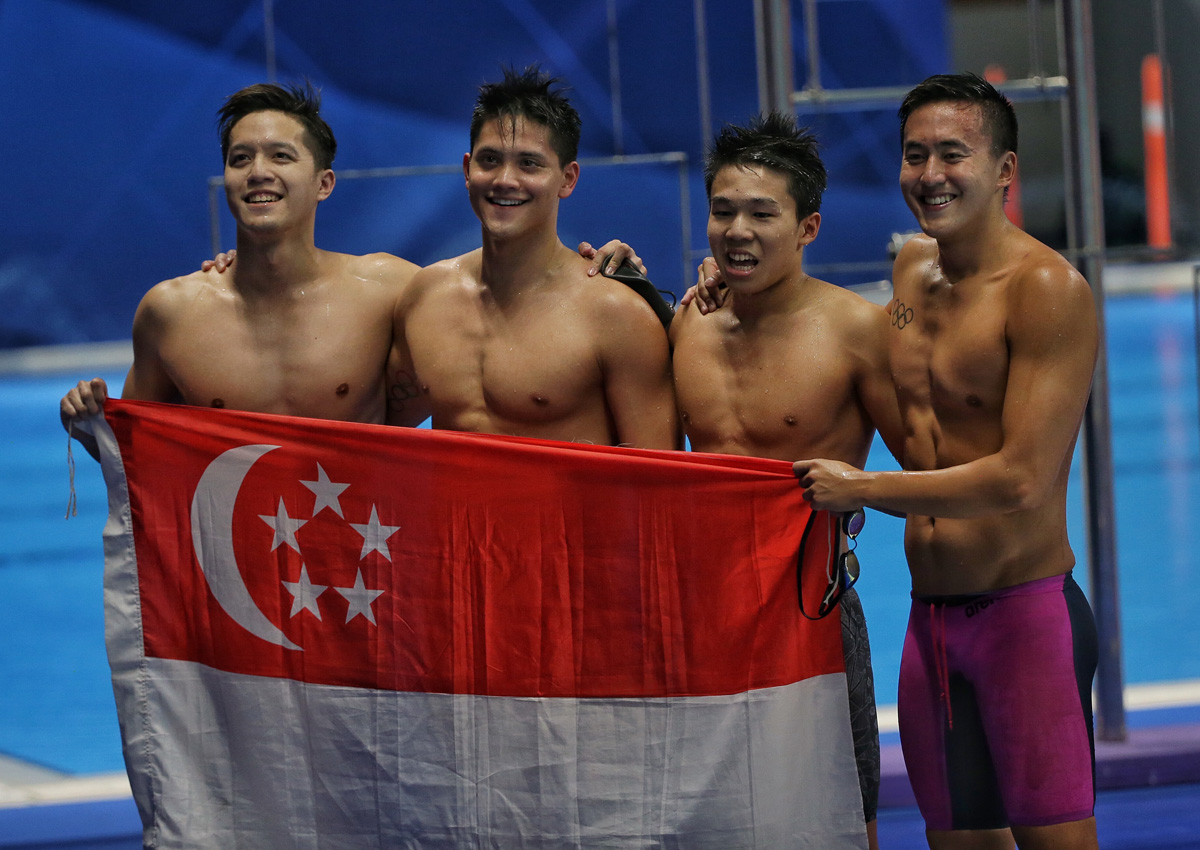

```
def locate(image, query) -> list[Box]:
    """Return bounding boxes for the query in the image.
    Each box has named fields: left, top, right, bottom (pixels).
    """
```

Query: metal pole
left=606, top=0, right=625, bottom=156
left=802, top=0, right=820, bottom=92
left=753, top=0, right=794, bottom=115
left=1027, top=0, right=1046, bottom=79
left=1062, top=0, right=1126, bottom=741
left=693, top=0, right=714, bottom=147
left=691, top=0, right=713, bottom=273
left=1194, top=267, right=1200, bottom=448
left=1055, top=0, right=1080, bottom=259
left=262, top=0, right=277, bottom=83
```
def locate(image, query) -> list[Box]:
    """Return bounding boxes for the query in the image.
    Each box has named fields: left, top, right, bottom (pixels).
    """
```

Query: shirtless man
left=60, top=82, right=420, bottom=450
left=672, top=112, right=903, bottom=850
left=793, top=74, right=1100, bottom=850
left=59, top=80, right=642, bottom=449
left=386, top=66, right=677, bottom=449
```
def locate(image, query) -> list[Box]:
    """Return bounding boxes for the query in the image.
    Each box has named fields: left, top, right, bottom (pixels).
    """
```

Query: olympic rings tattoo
left=891, top=300, right=914, bottom=329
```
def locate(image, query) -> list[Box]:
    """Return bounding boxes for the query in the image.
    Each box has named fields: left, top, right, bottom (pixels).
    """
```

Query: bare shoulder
left=891, top=234, right=939, bottom=293
left=572, top=257, right=662, bottom=328
left=1009, top=238, right=1094, bottom=315
left=413, top=250, right=480, bottom=290
left=395, top=250, right=480, bottom=312
left=333, top=251, right=421, bottom=296
left=810, top=280, right=890, bottom=364
left=820, top=279, right=888, bottom=327
left=136, top=270, right=224, bottom=321
left=1003, top=238, right=1097, bottom=361
left=419, top=250, right=479, bottom=281
left=346, top=251, right=420, bottom=278
left=667, top=292, right=704, bottom=346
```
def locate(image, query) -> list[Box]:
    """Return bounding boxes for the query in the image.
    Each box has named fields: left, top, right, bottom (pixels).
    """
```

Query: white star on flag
left=282, top=564, right=328, bottom=620
left=301, top=463, right=350, bottom=517
left=259, top=498, right=307, bottom=553
left=349, top=506, right=401, bottom=561
left=336, top=569, right=386, bottom=625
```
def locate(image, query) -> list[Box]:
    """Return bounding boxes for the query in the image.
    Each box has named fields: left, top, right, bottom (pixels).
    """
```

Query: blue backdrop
left=0, top=0, right=946, bottom=348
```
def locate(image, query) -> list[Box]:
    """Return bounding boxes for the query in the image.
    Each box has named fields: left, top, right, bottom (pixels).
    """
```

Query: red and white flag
left=91, top=400, right=866, bottom=849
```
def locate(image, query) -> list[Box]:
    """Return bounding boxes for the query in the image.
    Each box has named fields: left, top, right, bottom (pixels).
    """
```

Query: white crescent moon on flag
left=190, top=444, right=302, bottom=650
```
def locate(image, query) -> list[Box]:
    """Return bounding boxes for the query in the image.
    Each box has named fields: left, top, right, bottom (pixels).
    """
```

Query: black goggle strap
left=797, top=509, right=839, bottom=621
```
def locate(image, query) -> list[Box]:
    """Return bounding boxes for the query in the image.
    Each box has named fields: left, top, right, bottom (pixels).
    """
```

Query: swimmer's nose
left=248, top=152, right=274, bottom=181
left=493, top=160, right=520, bottom=189
left=919, top=156, right=946, bottom=185
left=726, top=211, right=754, bottom=240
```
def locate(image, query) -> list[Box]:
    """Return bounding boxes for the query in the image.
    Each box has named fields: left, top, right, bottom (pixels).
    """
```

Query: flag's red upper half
left=106, top=400, right=842, bottom=698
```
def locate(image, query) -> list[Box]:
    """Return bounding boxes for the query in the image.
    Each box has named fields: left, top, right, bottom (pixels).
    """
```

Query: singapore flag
left=90, top=400, right=866, bottom=849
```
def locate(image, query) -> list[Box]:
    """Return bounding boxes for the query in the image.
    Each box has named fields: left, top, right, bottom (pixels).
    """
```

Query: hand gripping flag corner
left=93, top=399, right=867, bottom=849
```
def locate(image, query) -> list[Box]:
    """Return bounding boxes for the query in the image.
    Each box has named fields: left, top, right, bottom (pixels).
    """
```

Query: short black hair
left=217, top=81, right=337, bottom=170
left=898, top=73, right=1018, bottom=158
left=704, top=111, right=827, bottom=218
left=470, top=65, right=582, bottom=167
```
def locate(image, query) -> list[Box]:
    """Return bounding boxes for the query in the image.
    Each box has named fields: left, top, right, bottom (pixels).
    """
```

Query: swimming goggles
left=799, top=508, right=864, bottom=620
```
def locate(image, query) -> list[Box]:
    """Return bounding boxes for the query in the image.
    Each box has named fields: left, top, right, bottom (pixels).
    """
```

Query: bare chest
left=674, top=325, right=865, bottom=460
left=405, top=294, right=605, bottom=427
left=160, top=294, right=392, bottom=421
left=889, top=285, right=1009, bottom=417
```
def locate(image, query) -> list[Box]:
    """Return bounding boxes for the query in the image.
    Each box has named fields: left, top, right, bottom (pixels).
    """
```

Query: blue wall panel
left=1, top=0, right=947, bottom=348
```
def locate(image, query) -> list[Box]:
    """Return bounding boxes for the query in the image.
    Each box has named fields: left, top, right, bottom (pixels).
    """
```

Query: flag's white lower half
left=120, top=660, right=864, bottom=849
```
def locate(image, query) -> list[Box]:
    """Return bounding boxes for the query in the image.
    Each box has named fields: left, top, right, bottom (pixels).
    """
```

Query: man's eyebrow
left=710, top=194, right=782, bottom=206
left=904, top=138, right=970, bottom=150
left=228, top=140, right=301, bottom=152
left=474, top=146, right=547, bottom=158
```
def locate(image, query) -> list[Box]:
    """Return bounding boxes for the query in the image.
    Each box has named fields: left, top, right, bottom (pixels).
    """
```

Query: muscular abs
left=888, top=281, right=1076, bottom=594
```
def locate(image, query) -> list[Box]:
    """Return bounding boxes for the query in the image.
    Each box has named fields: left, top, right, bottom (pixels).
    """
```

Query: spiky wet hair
left=704, top=111, right=826, bottom=217
left=470, top=65, right=582, bottom=167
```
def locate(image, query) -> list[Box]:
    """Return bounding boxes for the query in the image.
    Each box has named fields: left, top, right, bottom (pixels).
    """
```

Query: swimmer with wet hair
left=793, top=72, right=1101, bottom=850
left=386, top=65, right=678, bottom=448
left=61, top=81, right=422, bottom=457
left=671, top=109, right=904, bottom=849
left=61, top=78, right=645, bottom=453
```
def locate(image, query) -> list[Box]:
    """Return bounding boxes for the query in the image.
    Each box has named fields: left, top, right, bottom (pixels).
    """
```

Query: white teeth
left=924, top=194, right=953, bottom=205
left=728, top=253, right=757, bottom=266
left=248, top=193, right=281, bottom=203
left=492, top=198, right=524, bottom=206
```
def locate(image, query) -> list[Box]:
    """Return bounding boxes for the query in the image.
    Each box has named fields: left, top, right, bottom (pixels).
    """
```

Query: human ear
left=797, top=212, right=821, bottom=247
left=558, top=161, right=580, bottom=199
left=317, top=169, right=336, bottom=201
left=998, top=151, right=1017, bottom=189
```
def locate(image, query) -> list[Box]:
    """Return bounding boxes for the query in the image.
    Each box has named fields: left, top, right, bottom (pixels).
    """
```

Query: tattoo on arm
left=388, top=369, right=421, bottom=413
left=890, top=299, right=914, bottom=330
